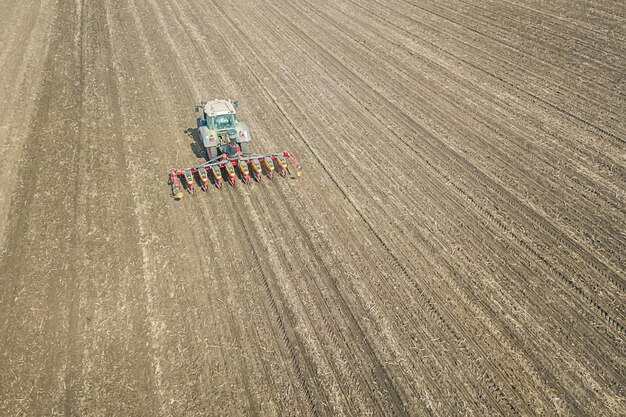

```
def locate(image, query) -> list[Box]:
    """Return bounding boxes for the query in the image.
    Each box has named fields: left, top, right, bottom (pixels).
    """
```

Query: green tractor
left=195, top=99, right=251, bottom=159
left=168, top=99, right=302, bottom=199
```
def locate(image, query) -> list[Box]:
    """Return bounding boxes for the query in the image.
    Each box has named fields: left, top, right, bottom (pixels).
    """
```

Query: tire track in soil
left=0, top=0, right=56, bottom=254
left=3, top=0, right=624, bottom=415
left=302, top=0, right=626, bottom=278
left=160, top=2, right=311, bottom=407
left=69, top=0, right=168, bottom=413
left=0, top=0, right=85, bottom=412
left=140, top=0, right=320, bottom=413
left=314, top=0, right=626, bottom=323
left=265, top=0, right=626, bottom=335
left=229, top=1, right=528, bottom=412
left=103, top=0, right=250, bottom=413
left=163, top=0, right=428, bottom=410
left=268, top=6, right=624, bottom=394
left=190, top=201, right=262, bottom=416
left=266, top=2, right=624, bottom=406
left=365, top=0, right=626, bottom=148
left=208, top=2, right=420, bottom=415
left=191, top=196, right=305, bottom=416
left=100, top=0, right=219, bottom=414
left=122, top=0, right=324, bottom=412
left=230, top=0, right=624, bottom=410
left=63, top=1, right=86, bottom=412
left=194, top=1, right=394, bottom=412
left=357, top=0, right=626, bottom=182
left=219, top=1, right=526, bottom=413
left=225, top=193, right=322, bottom=416
left=443, top=0, right=625, bottom=71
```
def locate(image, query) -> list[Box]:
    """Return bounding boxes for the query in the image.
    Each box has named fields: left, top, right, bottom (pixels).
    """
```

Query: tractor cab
left=195, top=99, right=251, bottom=159
left=209, top=113, right=236, bottom=130
left=197, top=99, right=239, bottom=132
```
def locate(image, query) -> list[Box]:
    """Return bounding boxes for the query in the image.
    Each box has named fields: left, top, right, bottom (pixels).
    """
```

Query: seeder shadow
left=185, top=127, right=208, bottom=161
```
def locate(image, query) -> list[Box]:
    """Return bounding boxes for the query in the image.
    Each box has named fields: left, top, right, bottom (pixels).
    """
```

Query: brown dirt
left=0, top=0, right=624, bottom=415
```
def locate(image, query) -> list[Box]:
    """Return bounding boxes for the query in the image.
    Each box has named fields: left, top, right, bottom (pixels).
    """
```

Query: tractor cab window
left=210, top=114, right=235, bottom=130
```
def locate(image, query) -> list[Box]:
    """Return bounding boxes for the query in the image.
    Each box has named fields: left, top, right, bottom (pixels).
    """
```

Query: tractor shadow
left=185, top=127, right=208, bottom=161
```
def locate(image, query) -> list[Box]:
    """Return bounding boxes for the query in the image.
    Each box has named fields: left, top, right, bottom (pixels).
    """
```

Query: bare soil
left=1, top=0, right=624, bottom=415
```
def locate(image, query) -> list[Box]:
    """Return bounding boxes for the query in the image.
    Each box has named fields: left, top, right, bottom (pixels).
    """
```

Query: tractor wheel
left=239, top=142, right=248, bottom=153
left=206, top=146, right=217, bottom=160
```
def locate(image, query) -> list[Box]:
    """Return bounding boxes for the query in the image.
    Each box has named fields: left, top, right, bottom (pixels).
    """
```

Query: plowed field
left=1, top=0, right=624, bottom=415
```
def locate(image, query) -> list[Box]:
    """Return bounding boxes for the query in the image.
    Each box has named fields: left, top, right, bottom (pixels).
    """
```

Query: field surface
left=1, top=0, right=625, bottom=415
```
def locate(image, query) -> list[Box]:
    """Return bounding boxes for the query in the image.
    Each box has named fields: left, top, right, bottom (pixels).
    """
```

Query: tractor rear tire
left=239, top=142, right=248, bottom=153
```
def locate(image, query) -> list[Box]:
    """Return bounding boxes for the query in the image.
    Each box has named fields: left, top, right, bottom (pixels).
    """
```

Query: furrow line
left=237, top=2, right=527, bottom=413
left=299, top=0, right=626, bottom=290
left=362, top=0, right=626, bottom=146
left=267, top=0, right=626, bottom=329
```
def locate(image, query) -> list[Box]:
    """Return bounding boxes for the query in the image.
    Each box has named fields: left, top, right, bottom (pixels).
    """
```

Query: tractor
left=169, top=99, right=302, bottom=199
left=195, top=99, right=250, bottom=159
